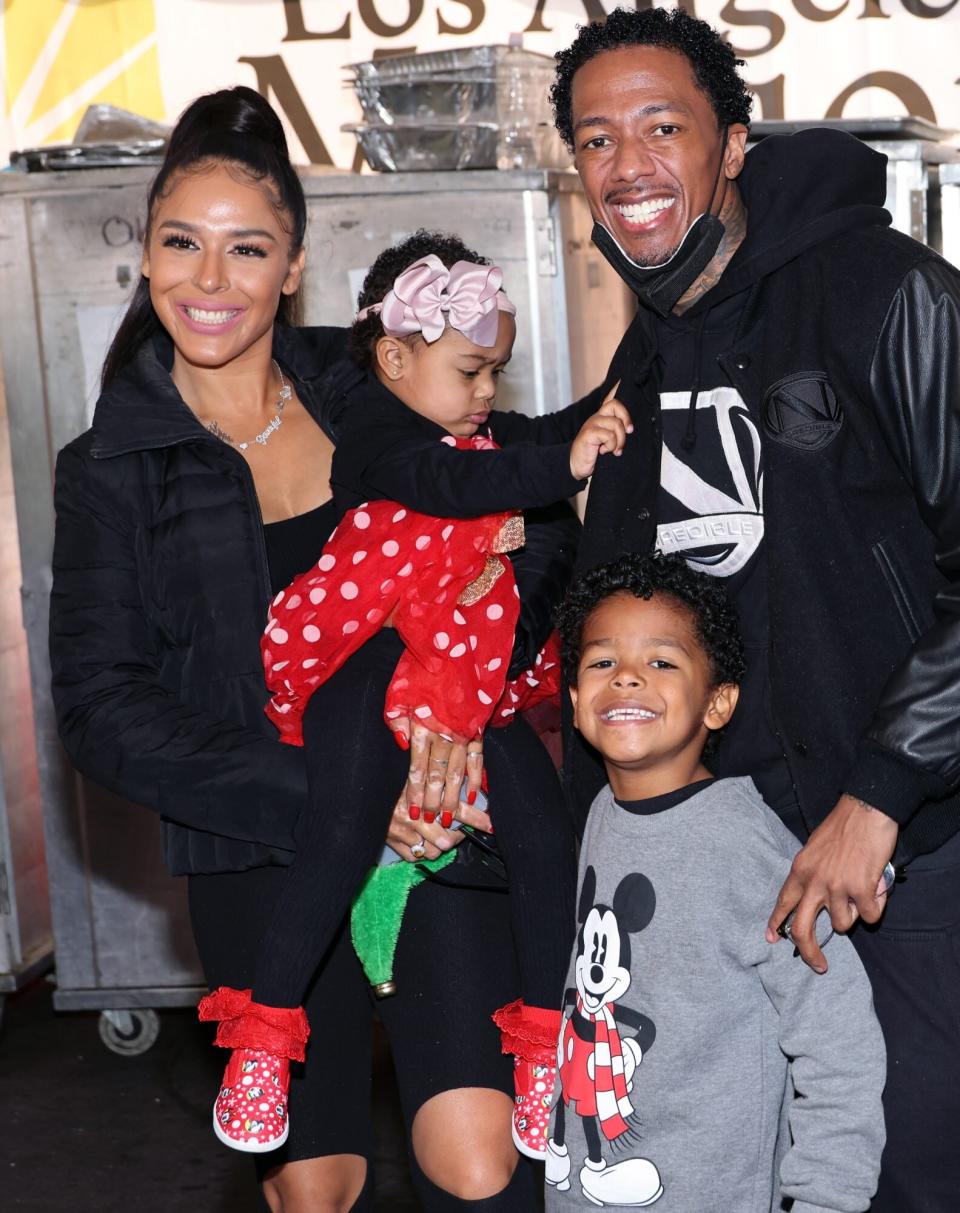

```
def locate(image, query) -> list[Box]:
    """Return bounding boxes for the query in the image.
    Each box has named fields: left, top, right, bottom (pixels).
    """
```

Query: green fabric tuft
left=350, top=852, right=456, bottom=987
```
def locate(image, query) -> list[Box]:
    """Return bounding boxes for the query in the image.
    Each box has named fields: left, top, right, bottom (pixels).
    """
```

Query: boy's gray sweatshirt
left=545, top=777, right=885, bottom=1213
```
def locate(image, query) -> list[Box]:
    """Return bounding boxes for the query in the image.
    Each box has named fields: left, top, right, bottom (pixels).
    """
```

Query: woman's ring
left=410, top=841, right=427, bottom=859
left=432, top=758, right=448, bottom=768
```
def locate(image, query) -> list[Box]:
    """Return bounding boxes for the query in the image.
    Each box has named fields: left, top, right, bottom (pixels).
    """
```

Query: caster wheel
left=98, top=1008, right=161, bottom=1056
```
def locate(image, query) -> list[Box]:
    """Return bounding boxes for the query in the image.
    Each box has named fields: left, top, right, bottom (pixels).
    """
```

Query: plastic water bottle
left=497, top=33, right=538, bottom=171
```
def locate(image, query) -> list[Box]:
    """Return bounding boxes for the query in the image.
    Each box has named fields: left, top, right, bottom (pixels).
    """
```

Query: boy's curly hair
left=551, top=6, right=753, bottom=153
left=349, top=229, right=489, bottom=370
left=557, top=549, right=745, bottom=693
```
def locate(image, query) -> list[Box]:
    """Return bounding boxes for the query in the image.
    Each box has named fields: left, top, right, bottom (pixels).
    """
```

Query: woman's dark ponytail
left=101, top=85, right=306, bottom=389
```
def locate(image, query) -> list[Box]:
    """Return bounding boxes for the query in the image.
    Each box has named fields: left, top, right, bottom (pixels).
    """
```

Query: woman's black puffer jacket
left=50, top=326, right=579, bottom=875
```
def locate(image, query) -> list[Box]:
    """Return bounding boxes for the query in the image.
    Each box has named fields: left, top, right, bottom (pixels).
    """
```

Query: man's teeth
left=617, top=197, right=676, bottom=225
left=185, top=306, right=239, bottom=324
left=602, top=708, right=657, bottom=721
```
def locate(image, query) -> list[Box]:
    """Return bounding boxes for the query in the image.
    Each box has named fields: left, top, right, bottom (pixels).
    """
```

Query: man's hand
left=569, top=382, right=633, bottom=480
left=766, top=794, right=898, bottom=973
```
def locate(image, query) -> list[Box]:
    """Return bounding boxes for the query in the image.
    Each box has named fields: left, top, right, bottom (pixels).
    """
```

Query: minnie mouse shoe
left=492, top=999, right=562, bottom=1160
left=511, top=1055, right=557, bottom=1158
left=198, top=986, right=309, bottom=1155
left=212, top=1047, right=290, bottom=1153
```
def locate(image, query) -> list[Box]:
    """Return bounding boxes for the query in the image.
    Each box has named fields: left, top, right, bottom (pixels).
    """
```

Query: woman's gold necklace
left=205, top=360, right=292, bottom=451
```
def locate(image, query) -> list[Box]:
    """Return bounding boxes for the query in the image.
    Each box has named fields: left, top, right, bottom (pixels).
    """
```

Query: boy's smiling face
left=570, top=591, right=738, bottom=801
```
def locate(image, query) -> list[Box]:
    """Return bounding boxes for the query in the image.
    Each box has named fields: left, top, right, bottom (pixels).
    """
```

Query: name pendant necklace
left=206, top=360, right=293, bottom=450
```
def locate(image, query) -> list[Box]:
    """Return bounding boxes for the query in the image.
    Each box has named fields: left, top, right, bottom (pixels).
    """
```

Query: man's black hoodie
left=571, top=129, right=960, bottom=865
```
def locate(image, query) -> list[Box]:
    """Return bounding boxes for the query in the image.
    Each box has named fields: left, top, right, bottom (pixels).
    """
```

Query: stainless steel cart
left=0, top=165, right=633, bottom=1051
left=0, top=366, right=53, bottom=1027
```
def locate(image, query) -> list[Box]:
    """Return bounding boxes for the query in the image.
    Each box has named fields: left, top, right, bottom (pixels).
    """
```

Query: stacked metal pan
left=343, top=45, right=569, bottom=172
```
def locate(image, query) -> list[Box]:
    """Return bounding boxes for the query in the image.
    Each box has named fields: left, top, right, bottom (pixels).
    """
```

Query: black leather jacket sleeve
left=49, top=443, right=307, bottom=850
left=845, top=259, right=960, bottom=832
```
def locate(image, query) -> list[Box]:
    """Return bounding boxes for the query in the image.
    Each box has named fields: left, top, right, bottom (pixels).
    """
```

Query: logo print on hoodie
left=656, top=386, right=763, bottom=578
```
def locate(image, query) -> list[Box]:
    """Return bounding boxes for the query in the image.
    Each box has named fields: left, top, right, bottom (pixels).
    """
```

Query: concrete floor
left=1, top=977, right=417, bottom=1212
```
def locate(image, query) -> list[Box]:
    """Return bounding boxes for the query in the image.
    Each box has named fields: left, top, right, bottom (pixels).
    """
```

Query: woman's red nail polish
left=424, top=810, right=437, bottom=824
left=395, top=733, right=410, bottom=750
left=466, top=790, right=478, bottom=806
left=440, top=811, right=453, bottom=829
left=408, top=805, right=420, bottom=821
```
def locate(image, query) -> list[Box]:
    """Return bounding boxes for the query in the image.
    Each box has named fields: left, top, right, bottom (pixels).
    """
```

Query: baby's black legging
left=251, top=630, right=576, bottom=1012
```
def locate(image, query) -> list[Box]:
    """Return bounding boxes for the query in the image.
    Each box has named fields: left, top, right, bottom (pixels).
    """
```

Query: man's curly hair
left=557, top=551, right=745, bottom=691
left=551, top=6, right=753, bottom=153
left=349, top=229, right=489, bottom=370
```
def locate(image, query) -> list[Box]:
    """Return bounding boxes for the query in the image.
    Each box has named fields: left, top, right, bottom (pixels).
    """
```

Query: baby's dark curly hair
left=557, top=549, right=745, bottom=693
left=349, top=229, right=489, bottom=370
left=551, top=6, right=753, bottom=153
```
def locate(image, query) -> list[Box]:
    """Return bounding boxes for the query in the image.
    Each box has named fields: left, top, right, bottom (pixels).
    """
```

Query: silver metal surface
left=11, top=141, right=164, bottom=172
left=0, top=236, right=54, bottom=1000
left=11, top=103, right=168, bottom=172
left=345, top=44, right=562, bottom=173
left=910, top=189, right=927, bottom=244
left=751, top=116, right=956, bottom=142
left=350, top=77, right=500, bottom=126
left=940, top=162, right=960, bottom=267
left=343, top=122, right=500, bottom=172
left=348, top=46, right=555, bottom=128
left=347, top=44, right=554, bottom=82
left=0, top=165, right=632, bottom=1014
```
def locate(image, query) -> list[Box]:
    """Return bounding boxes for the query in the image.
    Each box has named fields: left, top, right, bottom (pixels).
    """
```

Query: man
left=553, top=7, right=960, bottom=1210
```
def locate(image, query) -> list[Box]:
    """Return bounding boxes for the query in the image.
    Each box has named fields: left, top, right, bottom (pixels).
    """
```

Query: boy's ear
left=568, top=683, right=579, bottom=729
left=375, top=335, right=406, bottom=381
left=704, top=682, right=739, bottom=733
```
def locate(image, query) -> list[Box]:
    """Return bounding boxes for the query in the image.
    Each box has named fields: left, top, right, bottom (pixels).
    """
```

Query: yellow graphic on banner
left=2, top=0, right=163, bottom=149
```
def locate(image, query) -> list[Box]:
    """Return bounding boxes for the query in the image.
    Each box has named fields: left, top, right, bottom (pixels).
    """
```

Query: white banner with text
left=2, top=1, right=959, bottom=169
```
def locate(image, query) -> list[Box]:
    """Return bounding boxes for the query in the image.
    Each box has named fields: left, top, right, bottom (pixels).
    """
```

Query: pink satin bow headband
left=356, top=253, right=517, bottom=348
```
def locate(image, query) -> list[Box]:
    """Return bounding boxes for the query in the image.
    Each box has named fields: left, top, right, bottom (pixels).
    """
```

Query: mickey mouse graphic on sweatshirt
left=547, top=867, right=663, bottom=1207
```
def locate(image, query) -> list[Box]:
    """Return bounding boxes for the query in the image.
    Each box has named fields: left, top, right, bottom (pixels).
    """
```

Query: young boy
left=547, top=552, right=885, bottom=1212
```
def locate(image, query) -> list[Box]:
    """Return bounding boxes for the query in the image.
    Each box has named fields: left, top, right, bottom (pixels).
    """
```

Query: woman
left=49, top=87, right=578, bottom=1212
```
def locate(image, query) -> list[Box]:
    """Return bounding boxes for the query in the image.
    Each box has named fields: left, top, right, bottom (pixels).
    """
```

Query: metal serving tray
left=347, top=43, right=556, bottom=128
left=350, top=77, right=501, bottom=126
left=347, top=44, right=553, bottom=83
left=344, top=120, right=569, bottom=173
left=343, top=121, right=500, bottom=171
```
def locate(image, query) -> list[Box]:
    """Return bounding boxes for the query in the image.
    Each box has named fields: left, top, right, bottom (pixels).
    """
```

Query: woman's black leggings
left=190, top=862, right=540, bottom=1208
left=252, top=630, right=576, bottom=1011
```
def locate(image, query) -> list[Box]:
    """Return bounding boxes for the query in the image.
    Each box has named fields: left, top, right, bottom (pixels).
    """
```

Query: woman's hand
left=569, top=381, right=632, bottom=480
left=384, top=795, right=463, bottom=863
left=391, top=719, right=491, bottom=832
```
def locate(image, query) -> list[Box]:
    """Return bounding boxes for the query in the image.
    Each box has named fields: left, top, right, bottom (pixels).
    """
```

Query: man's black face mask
left=590, top=213, right=726, bottom=319
left=590, top=126, right=731, bottom=319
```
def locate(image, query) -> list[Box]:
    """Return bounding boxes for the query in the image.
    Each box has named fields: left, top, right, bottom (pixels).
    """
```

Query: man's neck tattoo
left=674, top=186, right=748, bottom=314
